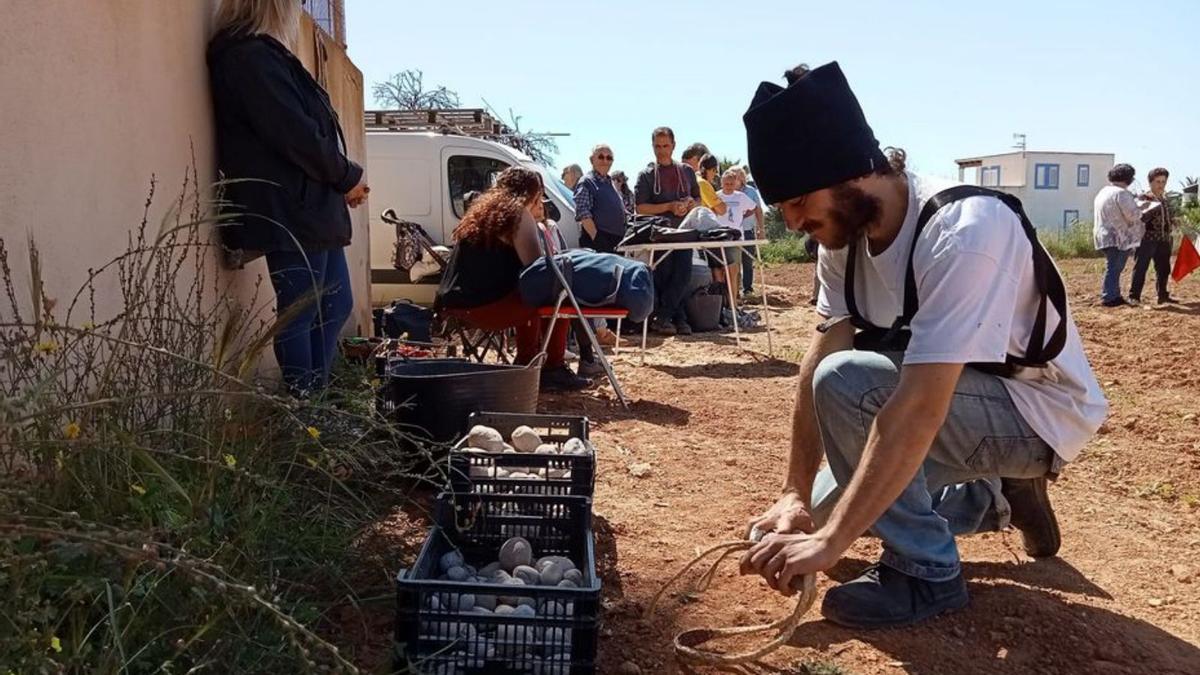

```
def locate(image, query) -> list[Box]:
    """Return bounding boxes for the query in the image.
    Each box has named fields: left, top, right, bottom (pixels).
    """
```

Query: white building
left=954, top=151, right=1115, bottom=233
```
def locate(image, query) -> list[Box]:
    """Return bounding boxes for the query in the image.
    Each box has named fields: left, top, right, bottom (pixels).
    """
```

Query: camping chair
left=434, top=311, right=515, bottom=364
left=534, top=226, right=630, bottom=407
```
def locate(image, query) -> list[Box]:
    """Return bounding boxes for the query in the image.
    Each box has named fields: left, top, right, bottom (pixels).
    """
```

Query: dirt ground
left=353, top=259, right=1200, bottom=674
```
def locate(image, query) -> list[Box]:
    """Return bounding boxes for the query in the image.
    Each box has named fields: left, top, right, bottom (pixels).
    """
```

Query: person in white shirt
left=733, top=167, right=765, bottom=295
left=738, top=61, right=1107, bottom=628
left=716, top=170, right=760, bottom=298
left=1092, top=164, right=1144, bottom=307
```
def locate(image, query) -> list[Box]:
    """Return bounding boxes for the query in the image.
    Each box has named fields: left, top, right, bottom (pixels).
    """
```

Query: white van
left=366, top=131, right=580, bottom=305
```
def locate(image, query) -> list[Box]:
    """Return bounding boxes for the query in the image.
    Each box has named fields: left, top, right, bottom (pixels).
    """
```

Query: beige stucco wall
left=0, top=1, right=370, bottom=359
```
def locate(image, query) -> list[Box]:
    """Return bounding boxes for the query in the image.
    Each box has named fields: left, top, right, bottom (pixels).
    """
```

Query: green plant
left=760, top=237, right=815, bottom=264
left=1041, top=221, right=1103, bottom=260
left=0, top=170, right=439, bottom=672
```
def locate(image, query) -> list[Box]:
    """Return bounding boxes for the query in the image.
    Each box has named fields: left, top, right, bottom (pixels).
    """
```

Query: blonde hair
left=214, top=0, right=301, bottom=46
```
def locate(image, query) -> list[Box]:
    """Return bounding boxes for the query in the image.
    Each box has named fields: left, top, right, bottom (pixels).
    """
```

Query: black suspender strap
left=843, top=184, right=1070, bottom=370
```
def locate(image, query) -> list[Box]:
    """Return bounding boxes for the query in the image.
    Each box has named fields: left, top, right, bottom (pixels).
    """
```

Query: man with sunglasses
left=574, top=144, right=627, bottom=254
left=738, top=62, right=1107, bottom=628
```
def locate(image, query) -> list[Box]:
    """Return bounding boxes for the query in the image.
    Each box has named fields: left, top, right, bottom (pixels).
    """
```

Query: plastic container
left=448, top=412, right=595, bottom=498
left=395, top=493, right=599, bottom=674
left=685, top=288, right=724, bottom=332
left=376, top=359, right=541, bottom=448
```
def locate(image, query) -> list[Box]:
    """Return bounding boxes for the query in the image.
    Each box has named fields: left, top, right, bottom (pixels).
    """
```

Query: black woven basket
left=395, top=493, right=599, bottom=674
left=376, top=359, right=541, bottom=450
left=448, top=412, right=595, bottom=498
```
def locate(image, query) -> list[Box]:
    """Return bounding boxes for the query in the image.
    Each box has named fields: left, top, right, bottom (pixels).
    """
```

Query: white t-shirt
left=816, top=173, right=1107, bottom=462
left=716, top=190, right=758, bottom=230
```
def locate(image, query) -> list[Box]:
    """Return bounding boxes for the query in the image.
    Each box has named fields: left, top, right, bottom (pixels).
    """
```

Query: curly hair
left=452, top=167, right=542, bottom=247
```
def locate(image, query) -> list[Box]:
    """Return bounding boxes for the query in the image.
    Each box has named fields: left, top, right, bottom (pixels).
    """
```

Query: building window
left=981, top=165, right=1001, bottom=187
left=1035, top=163, right=1060, bottom=190
left=448, top=155, right=511, bottom=218
left=1063, top=210, right=1080, bottom=229
left=1077, top=164, right=1090, bottom=187
left=302, top=0, right=345, bottom=44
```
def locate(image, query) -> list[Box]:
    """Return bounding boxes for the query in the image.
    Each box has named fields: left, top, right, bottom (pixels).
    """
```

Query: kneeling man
left=739, top=62, right=1107, bottom=628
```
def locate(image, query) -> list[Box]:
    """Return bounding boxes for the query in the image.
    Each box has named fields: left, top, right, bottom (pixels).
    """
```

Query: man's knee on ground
left=812, top=350, right=899, bottom=416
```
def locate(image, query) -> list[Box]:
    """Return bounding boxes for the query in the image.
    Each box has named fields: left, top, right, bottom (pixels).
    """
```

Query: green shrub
left=760, top=236, right=815, bottom=264
left=1041, top=221, right=1102, bottom=260
left=1, top=173, right=434, bottom=672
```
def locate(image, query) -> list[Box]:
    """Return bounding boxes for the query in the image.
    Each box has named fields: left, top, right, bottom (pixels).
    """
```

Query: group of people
left=209, top=0, right=1119, bottom=635
left=1093, top=164, right=1179, bottom=307
left=563, top=130, right=766, bottom=336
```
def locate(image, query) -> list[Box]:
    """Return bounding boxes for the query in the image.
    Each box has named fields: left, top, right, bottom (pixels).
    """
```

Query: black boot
left=821, top=564, right=969, bottom=628
left=1002, top=477, right=1061, bottom=558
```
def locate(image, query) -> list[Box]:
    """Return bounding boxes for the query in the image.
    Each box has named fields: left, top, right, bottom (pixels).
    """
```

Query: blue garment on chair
left=518, top=250, right=655, bottom=323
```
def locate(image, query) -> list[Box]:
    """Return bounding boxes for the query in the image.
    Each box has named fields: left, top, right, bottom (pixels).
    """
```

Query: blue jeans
left=741, top=235, right=755, bottom=294
left=265, top=247, right=354, bottom=394
left=808, top=351, right=1054, bottom=581
left=1101, top=247, right=1130, bottom=303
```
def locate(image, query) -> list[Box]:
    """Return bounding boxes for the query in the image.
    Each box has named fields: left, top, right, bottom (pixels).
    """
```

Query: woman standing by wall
left=207, top=0, right=369, bottom=396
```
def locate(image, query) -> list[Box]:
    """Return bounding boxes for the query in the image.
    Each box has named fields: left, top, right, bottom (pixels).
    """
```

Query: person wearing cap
left=1092, top=164, right=1144, bottom=307
left=738, top=62, right=1107, bottom=628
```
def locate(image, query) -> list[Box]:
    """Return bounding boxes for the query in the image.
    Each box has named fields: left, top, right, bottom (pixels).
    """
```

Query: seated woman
left=436, top=168, right=590, bottom=391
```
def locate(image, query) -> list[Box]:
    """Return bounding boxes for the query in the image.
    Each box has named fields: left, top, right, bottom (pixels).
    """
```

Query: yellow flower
left=81, top=321, right=95, bottom=331
left=223, top=454, right=237, bottom=469
left=130, top=483, right=146, bottom=496
left=50, top=635, right=62, bottom=653
left=34, top=340, right=59, bottom=354
left=306, top=426, right=321, bottom=440
left=64, top=421, right=81, bottom=439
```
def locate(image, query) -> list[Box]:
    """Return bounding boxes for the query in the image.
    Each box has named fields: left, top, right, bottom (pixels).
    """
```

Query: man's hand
left=672, top=200, right=689, bottom=217
left=345, top=181, right=369, bottom=208
left=739, top=531, right=842, bottom=596
left=747, top=490, right=816, bottom=536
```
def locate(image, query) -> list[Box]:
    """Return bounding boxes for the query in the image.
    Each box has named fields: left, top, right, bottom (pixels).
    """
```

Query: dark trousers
left=580, top=230, right=622, bottom=253
left=653, top=250, right=693, bottom=324
left=1129, top=239, right=1172, bottom=302
left=265, top=247, right=354, bottom=394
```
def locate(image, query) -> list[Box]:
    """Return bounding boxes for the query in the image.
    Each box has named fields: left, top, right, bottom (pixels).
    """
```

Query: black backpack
left=845, top=185, right=1069, bottom=377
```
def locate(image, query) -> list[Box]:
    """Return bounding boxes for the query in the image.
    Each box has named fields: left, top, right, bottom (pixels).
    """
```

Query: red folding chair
left=535, top=226, right=630, bottom=407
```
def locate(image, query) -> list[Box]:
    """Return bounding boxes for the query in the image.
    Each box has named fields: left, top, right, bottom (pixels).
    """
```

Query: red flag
left=1172, top=233, right=1200, bottom=282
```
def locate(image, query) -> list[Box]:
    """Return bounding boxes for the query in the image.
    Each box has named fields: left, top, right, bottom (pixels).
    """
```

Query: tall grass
left=0, top=168, right=440, bottom=672
left=1041, top=221, right=1103, bottom=260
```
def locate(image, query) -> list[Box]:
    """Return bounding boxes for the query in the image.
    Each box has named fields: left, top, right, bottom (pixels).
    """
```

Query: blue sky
left=346, top=0, right=1198, bottom=190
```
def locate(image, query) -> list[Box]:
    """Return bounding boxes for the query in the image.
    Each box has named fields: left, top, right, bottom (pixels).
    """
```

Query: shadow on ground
left=650, top=357, right=799, bottom=380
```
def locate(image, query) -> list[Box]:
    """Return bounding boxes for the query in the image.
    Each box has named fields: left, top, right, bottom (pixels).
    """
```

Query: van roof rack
left=364, top=108, right=507, bottom=138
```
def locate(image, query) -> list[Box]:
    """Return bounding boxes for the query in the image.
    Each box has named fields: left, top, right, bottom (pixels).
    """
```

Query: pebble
left=1170, top=564, right=1193, bottom=583
left=1148, top=597, right=1163, bottom=607
left=628, top=463, right=652, bottom=478
left=618, top=661, right=641, bottom=675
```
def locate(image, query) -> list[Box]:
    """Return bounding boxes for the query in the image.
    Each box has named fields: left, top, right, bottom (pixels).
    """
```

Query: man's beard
left=814, top=184, right=882, bottom=250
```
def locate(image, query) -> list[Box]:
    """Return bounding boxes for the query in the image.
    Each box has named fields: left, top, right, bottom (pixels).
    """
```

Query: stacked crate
left=396, top=413, right=600, bottom=675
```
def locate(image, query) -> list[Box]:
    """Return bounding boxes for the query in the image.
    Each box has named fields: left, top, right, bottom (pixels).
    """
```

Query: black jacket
left=207, top=31, right=363, bottom=252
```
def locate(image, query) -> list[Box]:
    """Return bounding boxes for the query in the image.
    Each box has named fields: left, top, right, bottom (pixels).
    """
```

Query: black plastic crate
left=395, top=493, right=599, bottom=674
left=448, top=412, right=595, bottom=498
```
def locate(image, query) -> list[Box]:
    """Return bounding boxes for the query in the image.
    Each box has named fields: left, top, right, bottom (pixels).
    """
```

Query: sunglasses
left=595, top=154, right=613, bottom=161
